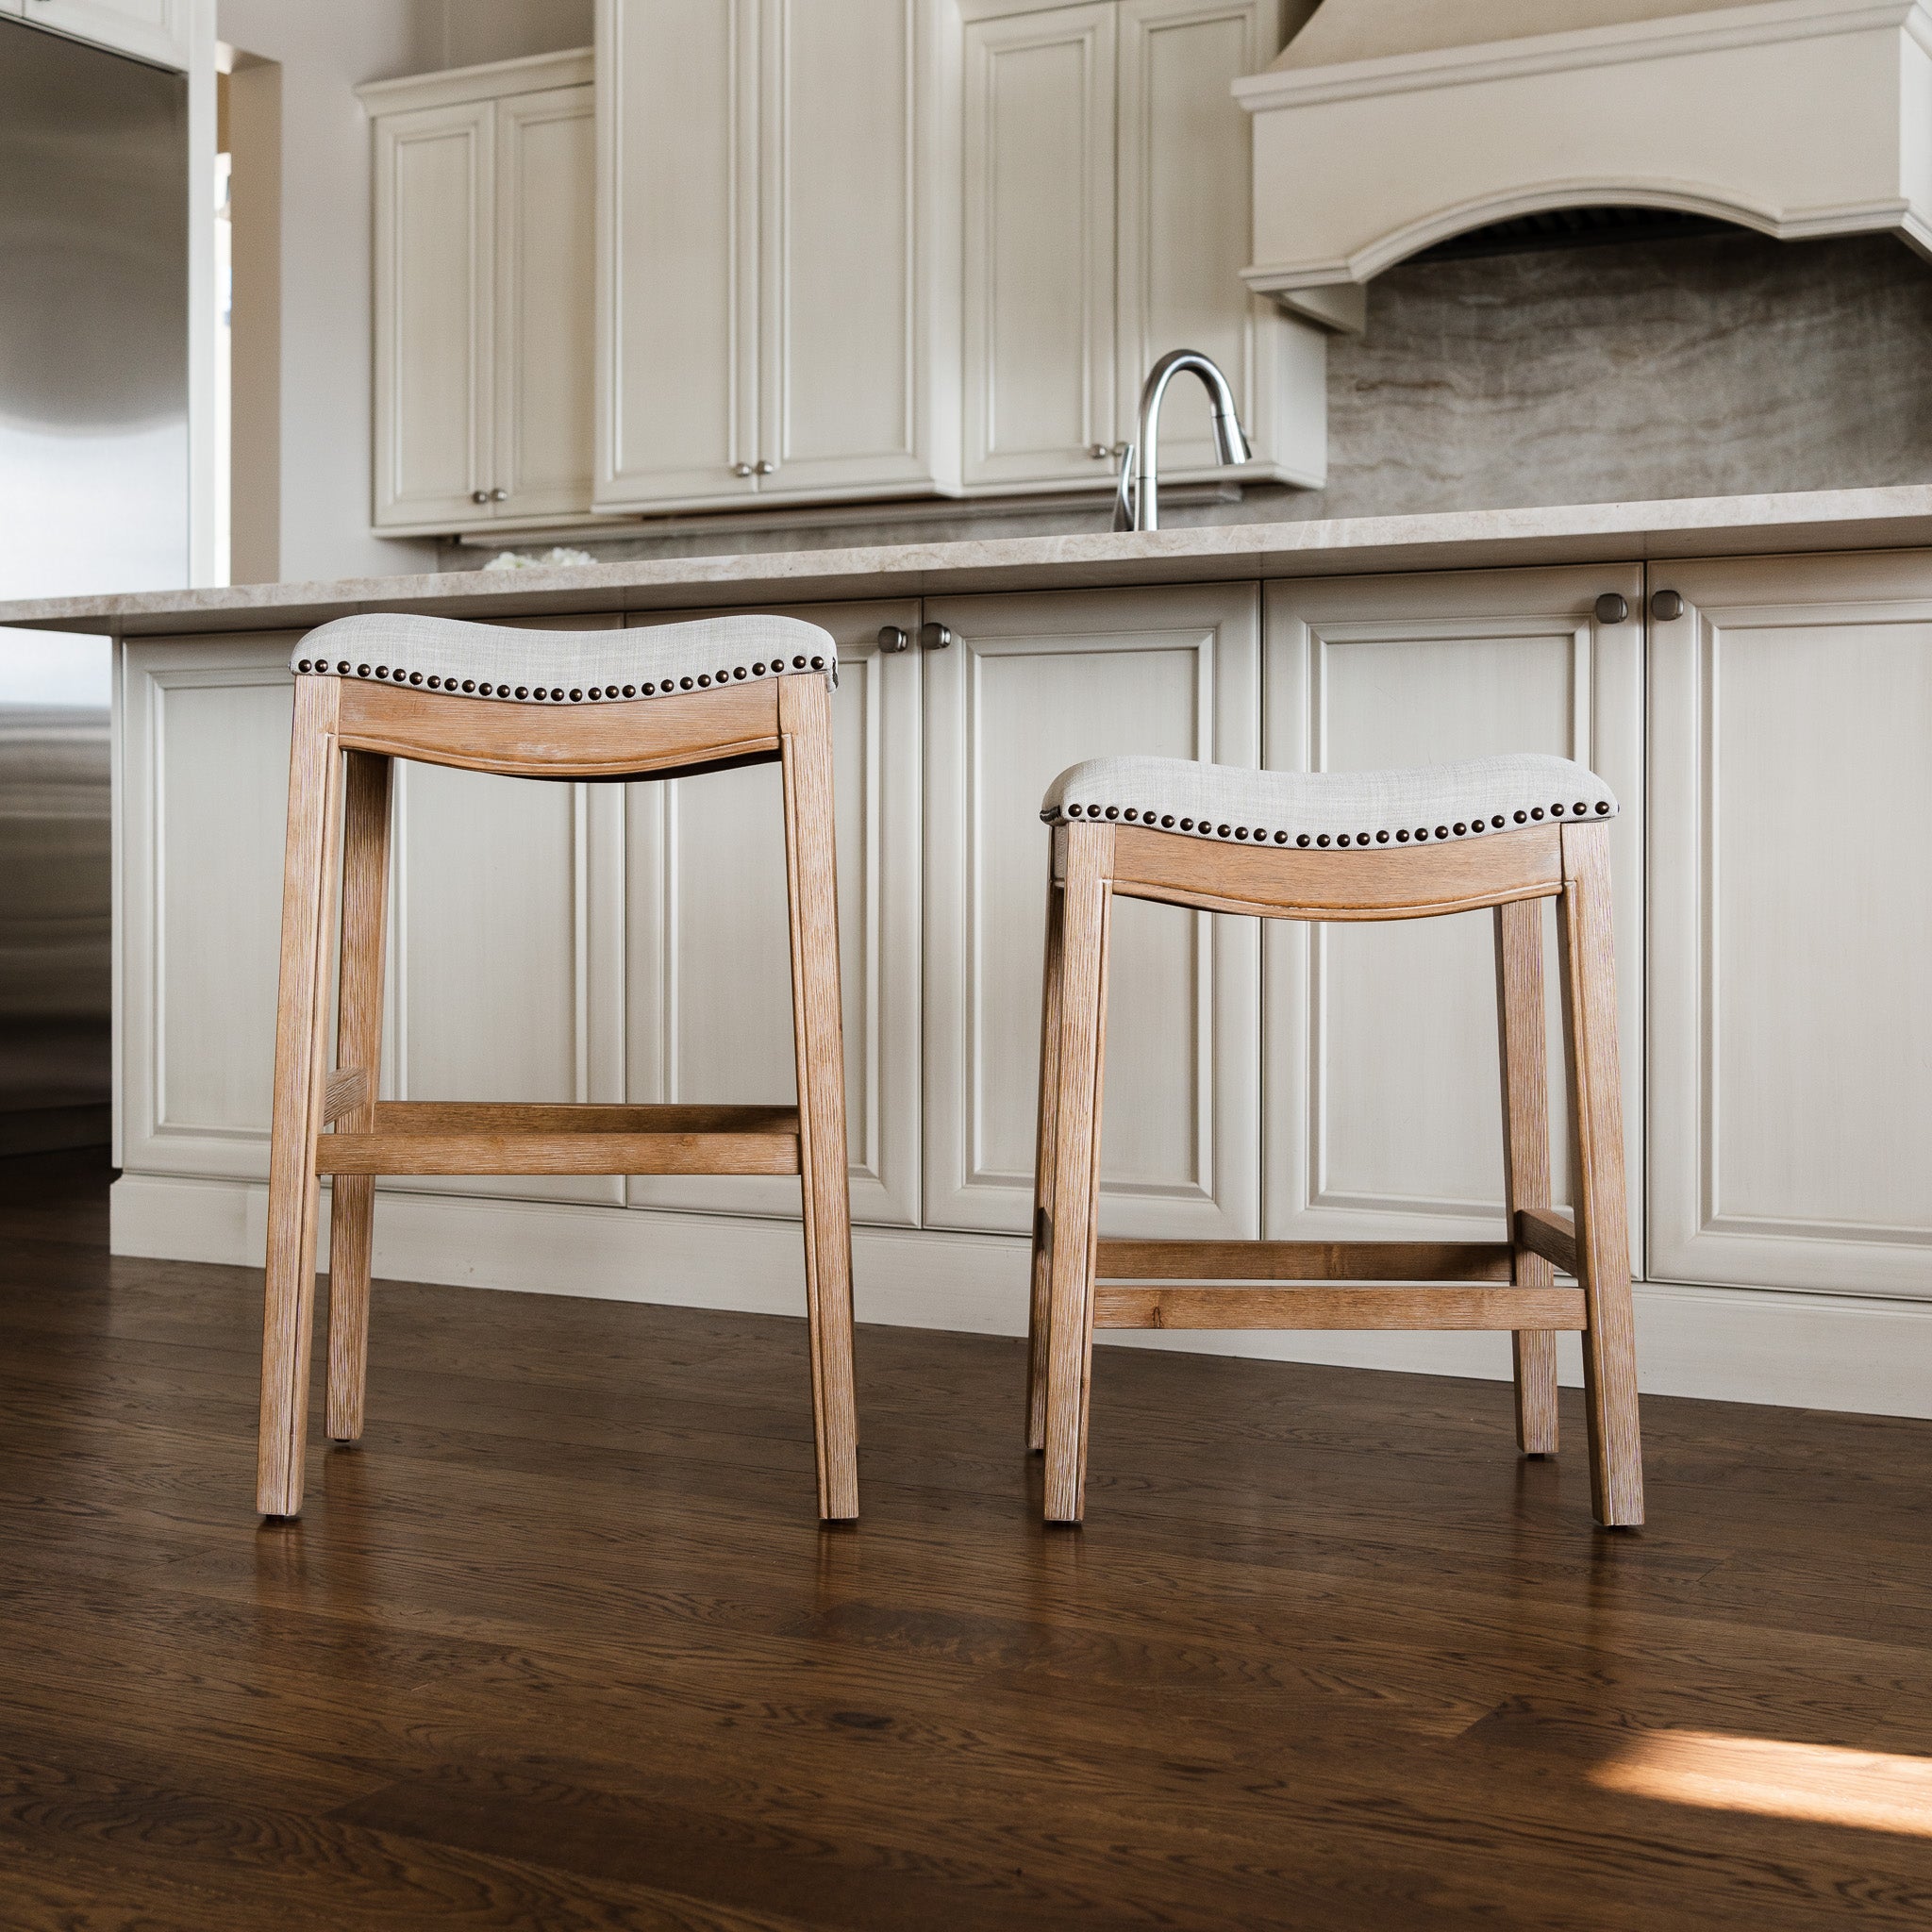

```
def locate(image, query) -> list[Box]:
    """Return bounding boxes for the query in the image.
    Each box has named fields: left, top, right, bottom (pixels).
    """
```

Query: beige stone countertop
left=9, top=485, right=1932, bottom=638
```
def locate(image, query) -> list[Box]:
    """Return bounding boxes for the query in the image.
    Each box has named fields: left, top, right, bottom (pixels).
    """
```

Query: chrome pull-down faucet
left=1113, top=349, right=1252, bottom=532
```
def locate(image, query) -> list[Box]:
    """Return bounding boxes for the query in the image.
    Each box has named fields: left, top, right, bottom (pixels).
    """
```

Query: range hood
left=1235, top=0, right=1932, bottom=330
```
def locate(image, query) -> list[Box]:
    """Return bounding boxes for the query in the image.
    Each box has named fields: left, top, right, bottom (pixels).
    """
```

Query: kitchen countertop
left=9, top=485, right=1932, bottom=637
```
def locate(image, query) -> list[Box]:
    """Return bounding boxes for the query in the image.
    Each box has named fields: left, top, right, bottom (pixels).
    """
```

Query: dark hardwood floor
left=2, top=1149, right=1930, bottom=1927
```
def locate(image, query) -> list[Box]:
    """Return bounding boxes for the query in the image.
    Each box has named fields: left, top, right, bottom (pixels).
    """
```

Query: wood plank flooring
left=3, top=1148, right=1931, bottom=1926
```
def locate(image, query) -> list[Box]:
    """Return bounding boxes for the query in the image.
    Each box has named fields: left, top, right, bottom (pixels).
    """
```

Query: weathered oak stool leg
left=258, top=675, right=343, bottom=1518
left=1557, top=822, right=1643, bottom=1526
left=1025, top=857, right=1067, bottom=1453
left=325, top=750, right=392, bottom=1445
left=780, top=673, right=860, bottom=1522
left=1041, top=822, right=1115, bottom=1524
left=1494, top=896, right=1560, bottom=1455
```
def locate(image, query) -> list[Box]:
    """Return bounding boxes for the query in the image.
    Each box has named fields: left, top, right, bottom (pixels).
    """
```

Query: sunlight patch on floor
left=1592, top=1729, right=1932, bottom=1839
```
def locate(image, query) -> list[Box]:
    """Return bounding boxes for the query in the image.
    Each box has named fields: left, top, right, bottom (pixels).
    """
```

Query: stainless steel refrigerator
left=0, top=16, right=190, bottom=1151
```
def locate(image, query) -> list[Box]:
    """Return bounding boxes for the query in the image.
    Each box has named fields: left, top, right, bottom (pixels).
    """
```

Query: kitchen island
left=8, top=485, right=1931, bottom=1420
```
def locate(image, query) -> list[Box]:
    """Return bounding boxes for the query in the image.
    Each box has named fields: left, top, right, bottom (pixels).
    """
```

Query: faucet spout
left=1114, top=350, right=1251, bottom=533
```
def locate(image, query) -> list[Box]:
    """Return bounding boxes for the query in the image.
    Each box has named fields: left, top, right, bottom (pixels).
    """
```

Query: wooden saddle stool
left=1027, top=751, right=1642, bottom=1529
left=258, top=612, right=858, bottom=1523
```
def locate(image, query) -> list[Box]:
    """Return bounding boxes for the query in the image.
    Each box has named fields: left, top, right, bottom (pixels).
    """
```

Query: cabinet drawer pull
left=876, top=625, right=910, bottom=654
left=920, top=622, right=952, bottom=651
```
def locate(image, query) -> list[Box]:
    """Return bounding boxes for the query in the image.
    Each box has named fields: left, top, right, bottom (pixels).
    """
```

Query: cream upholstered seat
left=292, top=611, right=836, bottom=703
left=1041, top=750, right=1615, bottom=850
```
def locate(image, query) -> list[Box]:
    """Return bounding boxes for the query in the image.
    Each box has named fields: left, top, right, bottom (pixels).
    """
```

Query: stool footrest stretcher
left=315, top=1101, right=802, bottom=1176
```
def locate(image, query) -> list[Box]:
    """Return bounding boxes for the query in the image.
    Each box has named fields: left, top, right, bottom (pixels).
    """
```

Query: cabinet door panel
left=1116, top=0, right=1279, bottom=475
left=495, top=84, right=594, bottom=521
left=1263, top=568, right=1643, bottom=1247
left=121, top=638, right=297, bottom=1181
left=625, top=604, right=922, bottom=1225
left=961, top=3, right=1118, bottom=491
left=383, top=616, right=625, bottom=1207
left=1650, top=551, right=1932, bottom=1294
left=373, top=101, right=492, bottom=529
left=924, top=583, right=1260, bottom=1236
left=596, top=0, right=760, bottom=508
left=760, top=0, right=954, bottom=498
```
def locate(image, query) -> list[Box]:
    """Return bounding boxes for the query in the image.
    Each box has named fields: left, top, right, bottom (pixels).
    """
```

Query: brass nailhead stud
left=1396, top=829, right=1409, bottom=842
left=551, top=688, right=564, bottom=701
left=680, top=677, right=693, bottom=690
left=1337, top=834, right=1351, bottom=847
left=1105, top=807, right=1120, bottom=820
left=1491, top=814, right=1505, bottom=828
left=733, top=667, right=746, bottom=680
left=1376, top=830, right=1390, bottom=843
left=624, top=685, right=637, bottom=697
left=1316, top=835, right=1331, bottom=847
left=1575, top=801, right=1587, bottom=814
left=1530, top=808, right=1544, bottom=821
left=696, top=675, right=711, bottom=688
left=462, top=680, right=475, bottom=692
left=810, top=656, right=824, bottom=670
left=296, top=659, right=309, bottom=673
left=1453, top=822, right=1466, bottom=835
left=1416, top=827, right=1429, bottom=841
left=1595, top=800, right=1609, bottom=814
left=1296, top=834, right=1310, bottom=846
left=1513, top=810, right=1527, bottom=824
left=408, top=672, right=422, bottom=685
left=792, top=655, right=807, bottom=668
left=1550, top=802, right=1564, bottom=815
left=515, top=686, right=529, bottom=698
left=1123, top=808, right=1138, bottom=822
left=1180, top=818, right=1193, bottom=830
left=1161, top=814, right=1175, bottom=827
left=641, top=683, right=656, bottom=695
left=1274, top=830, right=1288, bottom=843
left=1217, top=824, right=1231, bottom=838
left=753, top=662, right=766, bottom=675
left=337, top=661, right=350, bottom=675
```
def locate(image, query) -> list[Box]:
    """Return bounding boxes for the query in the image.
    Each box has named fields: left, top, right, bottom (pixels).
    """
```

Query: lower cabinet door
left=120, top=635, right=302, bottom=1182
left=379, top=615, right=625, bottom=1208
left=624, top=602, right=923, bottom=1226
left=1648, top=550, right=1932, bottom=1295
left=1261, top=566, right=1644, bottom=1251
left=923, top=581, right=1262, bottom=1238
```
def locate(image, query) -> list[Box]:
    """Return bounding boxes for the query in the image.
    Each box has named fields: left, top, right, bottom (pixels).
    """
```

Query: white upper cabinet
left=961, top=3, right=1119, bottom=492
left=596, top=0, right=960, bottom=514
left=363, top=53, right=594, bottom=534
left=962, top=0, right=1323, bottom=494
left=18, top=0, right=192, bottom=69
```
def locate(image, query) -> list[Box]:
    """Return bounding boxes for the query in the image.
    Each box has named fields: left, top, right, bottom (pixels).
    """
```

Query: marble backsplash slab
left=443, top=226, right=1932, bottom=569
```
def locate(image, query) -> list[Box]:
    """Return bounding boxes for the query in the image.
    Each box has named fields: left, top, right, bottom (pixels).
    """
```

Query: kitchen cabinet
left=1648, top=550, right=1932, bottom=1297
left=363, top=52, right=595, bottom=534
left=595, top=0, right=960, bottom=513
left=961, top=0, right=1324, bottom=494
left=1261, top=567, right=1645, bottom=1252
left=922, top=582, right=1262, bottom=1238
left=624, top=605, right=924, bottom=1226
left=17, top=0, right=192, bottom=69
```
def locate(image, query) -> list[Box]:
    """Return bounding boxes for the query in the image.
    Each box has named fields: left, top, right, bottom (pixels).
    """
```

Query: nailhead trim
left=292, top=654, right=833, bottom=702
left=1044, top=791, right=1617, bottom=842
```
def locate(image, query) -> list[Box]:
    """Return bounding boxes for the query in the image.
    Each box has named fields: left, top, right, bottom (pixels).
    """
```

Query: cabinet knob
left=490, top=487, right=508, bottom=503
left=1651, top=589, right=1685, bottom=622
left=1593, top=592, right=1629, bottom=625
left=754, top=459, right=775, bottom=476
left=920, top=622, right=952, bottom=652
left=1089, top=443, right=1113, bottom=460
left=876, top=625, right=910, bottom=654
left=732, top=462, right=756, bottom=477
left=471, top=490, right=490, bottom=505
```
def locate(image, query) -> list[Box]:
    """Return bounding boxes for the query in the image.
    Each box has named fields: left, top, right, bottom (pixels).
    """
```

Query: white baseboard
left=109, top=1172, right=1932, bottom=1422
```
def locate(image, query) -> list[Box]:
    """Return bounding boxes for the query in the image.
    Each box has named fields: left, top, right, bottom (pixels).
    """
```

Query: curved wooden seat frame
left=258, top=671, right=858, bottom=1522
left=1026, top=818, right=1642, bottom=1528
